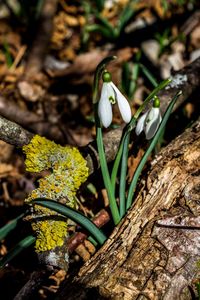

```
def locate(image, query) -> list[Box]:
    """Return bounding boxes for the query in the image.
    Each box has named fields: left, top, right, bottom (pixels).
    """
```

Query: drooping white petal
left=145, top=107, right=161, bottom=140
left=110, top=82, right=132, bottom=123
left=159, top=114, right=162, bottom=123
left=98, top=82, right=114, bottom=128
left=135, top=110, right=148, bottom=136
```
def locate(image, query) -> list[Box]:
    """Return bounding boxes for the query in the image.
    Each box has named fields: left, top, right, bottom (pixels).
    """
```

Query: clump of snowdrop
left=98, top=71, right=132, bottom=128
left=135, top=96, right=162, bottom=140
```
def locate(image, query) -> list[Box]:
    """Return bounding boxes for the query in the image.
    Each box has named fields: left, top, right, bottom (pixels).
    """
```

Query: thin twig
left=67, top=209, right=110, bottom=254
left=13, top=209, right=110, bottom=300
left=0, top=115, right=33, bottom=147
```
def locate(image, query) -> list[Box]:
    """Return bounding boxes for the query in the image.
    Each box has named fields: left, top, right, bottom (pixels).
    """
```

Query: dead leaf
left=0, top=163, right=19, bottom=178
left=17, top=81, right=45, bottom=102
left=0, top=141, right=13, bottom=162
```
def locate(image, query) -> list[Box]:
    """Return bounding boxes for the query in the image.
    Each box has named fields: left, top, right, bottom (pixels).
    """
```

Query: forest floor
left=0, top=1, right=199, bottom=299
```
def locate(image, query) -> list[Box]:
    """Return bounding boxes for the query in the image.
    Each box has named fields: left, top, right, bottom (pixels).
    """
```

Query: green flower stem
left=97, top=128, right=120, bottom=225
left=111, top=135, right=124, bottom=193
left=129, top=62, right=140, bottom=97
left=119, top=132, right=130, bottom=218
left=134, top=78, right=171, bottom=120
left=126, top=91, right=182, bottom=210
left=33, top=199, right=107, bottom=245
left=93, top=56, right=120, bottom=225
left=93, top=56, right=117, bottom=104
left=111, top=118, right=136, bottom=195
left=128, top=50, right=141, bottom=97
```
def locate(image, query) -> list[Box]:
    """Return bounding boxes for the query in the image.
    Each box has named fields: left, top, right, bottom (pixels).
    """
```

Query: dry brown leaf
left=0, top=163, right=19, bottom=178
left=0, top=141, right=13, bottom=162
left=128, top=149, right=144, bottom=182
left=17, top=81, right=45, bottom=102
left=48, top=270, right=67, bottom=290
left=75, top=244, right=91, bottom=262
left=84, top=240, right=96, bottom=254
left=191, top=26, right=200, bottom=49
left=64, top=14, right=80, bottom=27
left=101, top=189, right=109, bottom=208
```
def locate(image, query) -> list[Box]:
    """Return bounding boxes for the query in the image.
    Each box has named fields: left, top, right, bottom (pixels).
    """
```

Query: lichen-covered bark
left=158, top=56, right=200, bottom=115
left=0, top=115, right=34, bottom=147
left=58, top=119, right=200, bottom=299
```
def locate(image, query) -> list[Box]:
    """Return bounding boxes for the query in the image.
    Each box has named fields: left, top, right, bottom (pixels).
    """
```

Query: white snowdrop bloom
left=98, top=71, right=132, bottom=128
left=135, top=97, right=162, bottom=140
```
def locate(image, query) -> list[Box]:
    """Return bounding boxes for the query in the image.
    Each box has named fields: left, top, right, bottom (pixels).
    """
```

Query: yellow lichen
left=32, top=220, right=67, bottom=252
left=23, top=135, right=89, bottom=252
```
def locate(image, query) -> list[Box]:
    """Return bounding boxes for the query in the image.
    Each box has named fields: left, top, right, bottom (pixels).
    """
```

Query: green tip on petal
left=153, top=96, right=160, bottom=108
left=102, top=71, right=112, bottom=83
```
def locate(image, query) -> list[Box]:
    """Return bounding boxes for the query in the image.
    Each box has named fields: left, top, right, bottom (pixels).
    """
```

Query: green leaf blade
left=0, top=212, right=26, bottom=241
left=0, top=235, right=35, bottom=269
left=33, top=199, right=107, bottom=245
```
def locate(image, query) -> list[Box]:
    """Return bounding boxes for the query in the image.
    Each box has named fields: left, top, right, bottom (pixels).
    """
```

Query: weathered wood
left=58, top=118, right=200, bottom=299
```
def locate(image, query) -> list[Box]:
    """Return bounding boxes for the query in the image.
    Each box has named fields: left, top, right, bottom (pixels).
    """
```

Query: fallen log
left=58, top=117, right=200, bottom=299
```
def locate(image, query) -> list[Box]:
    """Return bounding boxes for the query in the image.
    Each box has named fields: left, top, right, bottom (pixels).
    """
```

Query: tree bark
left=58, top=118, right=200, bottom=299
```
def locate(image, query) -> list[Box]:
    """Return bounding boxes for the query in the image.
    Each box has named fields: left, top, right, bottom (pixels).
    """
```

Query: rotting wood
left=58, top=118, right=200, bottom=300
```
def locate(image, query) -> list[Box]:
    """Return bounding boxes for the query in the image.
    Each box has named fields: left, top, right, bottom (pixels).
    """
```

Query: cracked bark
left=57, top=119, right=200, bottom=300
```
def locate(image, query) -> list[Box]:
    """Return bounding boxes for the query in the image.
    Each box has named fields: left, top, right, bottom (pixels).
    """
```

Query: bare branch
left=0, top=115, right=33, bottom=147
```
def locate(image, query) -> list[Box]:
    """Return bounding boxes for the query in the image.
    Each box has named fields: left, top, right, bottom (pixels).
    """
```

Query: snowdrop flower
left=135, top=96, right=162, bottom=140
left=98, top=71, right=132, bottom=128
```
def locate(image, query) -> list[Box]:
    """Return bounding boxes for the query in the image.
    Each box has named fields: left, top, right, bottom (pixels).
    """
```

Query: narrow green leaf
left=0, top=235, right=35, bottom=269
left=119, top=133, right=130, bottom=218
left=121, top=62, right=131, bottom=96
left=140, top=63, right=158, bottom=87
left=35, top=0, right=44, bottom=19
left=129, top=62, right=140, bottom=98
left=96, top=128, right=120, bottom=225
left=88, top=236, right=98, bottom=247
left=118, top=5, right=145, bottom=33
left=133, top=78, right=171, bottom=120
left=111, top=79, right=171, bottom=206
left=87, top=183, right=97, bottom=195
left=111, top=125, right=136, bottom=194
left=3, top=42, right=13, bottom=68
left=195, top=281, right=200, bottom=300
left=84, top=24, right=114, bottom=39
left=126, top=90, right=182, bottom=210
left=111, top=136, right=124, bottom=193
left=95, top=0, right=105, bottom=11
left=33, top=199, right=107, bottom=245
left=118, top=3, right=135, bottom=32
left=0, top=212, right=26, bottom=241
left=95, top=14, right=117, bottom=38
